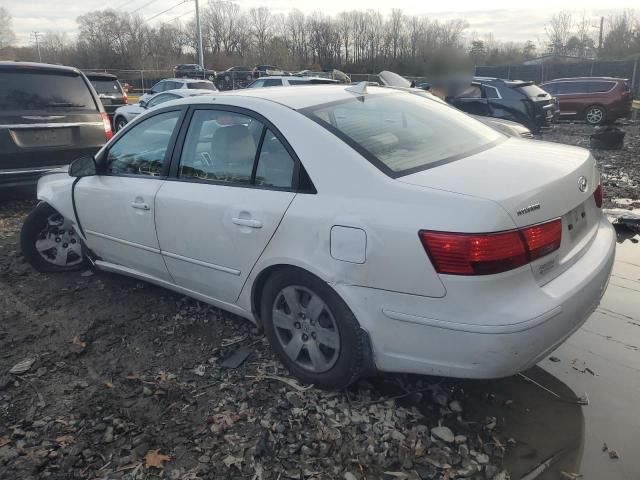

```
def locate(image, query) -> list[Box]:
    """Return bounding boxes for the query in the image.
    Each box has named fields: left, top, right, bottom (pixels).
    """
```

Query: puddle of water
left=440, top=235, right=640, bottom=479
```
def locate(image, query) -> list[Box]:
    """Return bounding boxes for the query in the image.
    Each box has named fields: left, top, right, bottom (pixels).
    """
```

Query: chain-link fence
left=84, top=69, right=387, bottom=93
left=475, top=58, right=640, bottom=94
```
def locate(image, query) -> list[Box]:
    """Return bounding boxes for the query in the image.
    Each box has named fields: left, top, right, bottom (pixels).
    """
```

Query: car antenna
left=345, top=81, right=368, bottom=95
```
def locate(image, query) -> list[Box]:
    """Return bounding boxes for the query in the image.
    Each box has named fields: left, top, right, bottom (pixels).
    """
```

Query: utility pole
left=598, top=16, right=604, bottom=55
left=195, top=0, right=204, bottom=70
left=32, top=31, right=42, bottom=62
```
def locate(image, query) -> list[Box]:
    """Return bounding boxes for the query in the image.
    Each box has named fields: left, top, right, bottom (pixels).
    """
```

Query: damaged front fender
left=36, top=171, right=81, bottom=236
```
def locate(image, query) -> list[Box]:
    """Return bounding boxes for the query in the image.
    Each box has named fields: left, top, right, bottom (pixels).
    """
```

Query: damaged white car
left=21, top=84, right=615, bottom=388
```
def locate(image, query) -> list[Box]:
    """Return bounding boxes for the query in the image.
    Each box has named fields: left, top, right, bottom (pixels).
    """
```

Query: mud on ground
left=1, top=122, right=638, bottom=480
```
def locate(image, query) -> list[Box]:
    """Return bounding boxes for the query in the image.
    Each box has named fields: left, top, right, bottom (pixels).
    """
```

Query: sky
left=2, top=0, right=637, bottom=47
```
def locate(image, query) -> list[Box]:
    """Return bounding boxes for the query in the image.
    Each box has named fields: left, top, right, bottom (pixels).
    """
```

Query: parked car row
left=1, top=60, right=634, bottom=192
left=442, top=75, right=632, bottom=128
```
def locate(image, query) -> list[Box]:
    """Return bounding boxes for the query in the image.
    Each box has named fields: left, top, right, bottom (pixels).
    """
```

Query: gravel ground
left=1, top=122, right=638, bottom=480
left=539, top=121, right=640, bottom=208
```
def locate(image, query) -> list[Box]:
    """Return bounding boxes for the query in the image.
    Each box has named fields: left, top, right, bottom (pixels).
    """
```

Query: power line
left=142, top=0, right=189, bottom=23
left=132, top=0, right=163, bottom=14
left=166, top=10, right=193, bottom=23
left=113, top=0, right=132, bottom=9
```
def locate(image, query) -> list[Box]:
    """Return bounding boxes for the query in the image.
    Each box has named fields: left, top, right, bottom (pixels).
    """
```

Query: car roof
left=163, top=88, right=217, bottom=97
left=186, top=84, right=399, bottom=110
left=161, top=77, right=213, bottom=83
left=0, top=61, right=81, bottom=74
left=544, top=76, right=627, bottom=82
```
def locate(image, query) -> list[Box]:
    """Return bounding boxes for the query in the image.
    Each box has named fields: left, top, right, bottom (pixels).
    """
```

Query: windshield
left=303, top=92, right=502, bottom=176
left=187, top=82, right=215, bottom=90
left=90, top=79, right=122, bottom=95
left=0, top=70, right=97, bottom=111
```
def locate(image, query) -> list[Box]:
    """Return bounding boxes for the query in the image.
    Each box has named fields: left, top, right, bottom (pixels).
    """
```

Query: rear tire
left=20, top=202, right=86, bottom=273
left=584, top=105, right=606, bottom=125
left=260, top=268, right=371, bottom=389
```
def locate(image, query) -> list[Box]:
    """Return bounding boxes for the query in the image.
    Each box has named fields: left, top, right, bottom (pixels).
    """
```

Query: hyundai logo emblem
left=577, top=176, right=588, bottom=192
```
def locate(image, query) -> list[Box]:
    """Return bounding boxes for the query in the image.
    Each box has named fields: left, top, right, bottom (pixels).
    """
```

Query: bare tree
left=0, top=7, right=16, bottom=49
left=545, top=11, right=573, bottom=54
left=249, top=6, right=272, bottom=59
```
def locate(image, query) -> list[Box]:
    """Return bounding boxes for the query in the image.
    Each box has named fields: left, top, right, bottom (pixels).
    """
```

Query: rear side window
left=0, top=69, right=97, bottom=111
left=455, top=85, right=482, bottom=98
left=179, top=110, right=262, bottom=185
left=263, top=79, right=283, bottom=87
left=255, top=129, right=295, bottom=188
left=90, top=79, right=122, bottom=95
left=484, top=86, right=500, bottom=99
left=588, top=81, right=615, bottom=93
left=304, top=93, right=501, bottom=176
left=187, top=81, right=215, bottom=90
left=554, top=82, right=589, bottom=94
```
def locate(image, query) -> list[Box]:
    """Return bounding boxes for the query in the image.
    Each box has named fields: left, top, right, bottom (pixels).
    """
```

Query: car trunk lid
left=398, top=138, right=601, bottom=284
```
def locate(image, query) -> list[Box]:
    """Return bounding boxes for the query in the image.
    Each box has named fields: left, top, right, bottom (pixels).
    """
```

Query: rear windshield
left=187, top=82, right=215, bottom=90
left=304, top=92, right=502, bottom=176
left=516, top=84, right=550, bottom=99
left=89, top=79, right=122, bottom=95
left=0, top=70, right=97, bottom=111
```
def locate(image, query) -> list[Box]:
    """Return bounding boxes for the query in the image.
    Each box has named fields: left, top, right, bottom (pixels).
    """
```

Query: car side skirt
left=94, top=260, right=256, bottom=323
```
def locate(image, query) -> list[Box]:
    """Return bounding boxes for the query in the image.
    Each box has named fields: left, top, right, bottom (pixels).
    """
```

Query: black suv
left=174, top=64, right=216, bottom=81
left=85, top=72, right=127, bottom=124
left=447, top=77, right=558, bottom=132
left=0, top=62, right=112, bottom=190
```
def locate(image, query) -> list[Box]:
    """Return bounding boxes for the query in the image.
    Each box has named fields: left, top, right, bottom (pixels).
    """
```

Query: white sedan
left=21, top=84, right=615, bottom=388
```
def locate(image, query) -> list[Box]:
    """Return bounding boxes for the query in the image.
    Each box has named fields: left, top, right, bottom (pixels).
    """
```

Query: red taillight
left=419, top=219, right=562, bottom=276
left=593, top=184, right=603, bottom=208
left=101, top=112, right=113, bottom=141
left=521, top=219, right=562, bottom=261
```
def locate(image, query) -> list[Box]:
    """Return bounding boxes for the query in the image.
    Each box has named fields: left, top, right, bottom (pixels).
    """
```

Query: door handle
left=130, top=202, right=150, bottom=211
left=232, top=217, right=262, bottom=228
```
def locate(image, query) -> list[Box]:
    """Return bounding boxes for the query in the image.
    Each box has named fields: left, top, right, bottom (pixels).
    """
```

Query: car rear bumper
left=0, top=165, right=68, bottom=188
left=335, top=215, right=616, bottom=378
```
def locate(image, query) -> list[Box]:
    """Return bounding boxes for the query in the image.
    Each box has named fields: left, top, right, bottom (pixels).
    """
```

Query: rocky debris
left=431, top=425, right=455, bottom=443
left=539, top=122, right=640, bottom=208
left=8, top=357, right=36, bottom=374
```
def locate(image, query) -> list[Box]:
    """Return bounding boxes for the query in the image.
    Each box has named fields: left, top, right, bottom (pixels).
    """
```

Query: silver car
left=113, top=89, right=214, bottom=132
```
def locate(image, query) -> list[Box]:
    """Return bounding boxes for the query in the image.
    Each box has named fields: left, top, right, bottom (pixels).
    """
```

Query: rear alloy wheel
left=585, top=105, right=606, bottom=125
left=21, top=203, right=86, bottom=273
left=114, top=117, right=128, bottom=132
left=261, top=268, right=372, bottom=389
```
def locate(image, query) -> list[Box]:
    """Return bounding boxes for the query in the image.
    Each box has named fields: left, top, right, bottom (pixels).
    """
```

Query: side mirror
left=140, top=99, right=148, bottom=108
left=69, top=156, right=97, bottom=178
